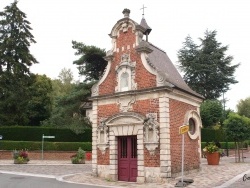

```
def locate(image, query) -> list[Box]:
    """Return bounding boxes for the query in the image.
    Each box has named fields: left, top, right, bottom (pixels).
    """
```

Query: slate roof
left=147, top=43, right=203, bottom=98
left=140, top=18, right=152, bottom=35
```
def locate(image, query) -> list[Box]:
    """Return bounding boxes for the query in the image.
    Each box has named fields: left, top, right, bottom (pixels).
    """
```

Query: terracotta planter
left=206, top=152, right=220, bottom=165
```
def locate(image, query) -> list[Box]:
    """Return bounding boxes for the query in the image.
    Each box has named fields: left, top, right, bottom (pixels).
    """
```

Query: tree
left=41, top=82, right=93, bottom=134
left=58, top=67, right=74, bottom=85
left=224, top=113, right=250, bottom=162
left=27, top=74, right=53, bottom=126
left=177, top=30, right=239, bottom=100
left=72, top=41, right=107, bottom=82
left=237, top=97, right=250, bottom=118
left=200, top=100, right=223, bottom=128
left=0, top=1, right=38, bottom=125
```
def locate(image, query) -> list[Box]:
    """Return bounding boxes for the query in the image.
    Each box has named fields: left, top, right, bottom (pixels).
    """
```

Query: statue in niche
left=122, top=21, right=128, bottom=32
left=143, top=113, right=159, bottom=155
left=120, top=72, right=129, bottom=91
left=96, top=121, right=109, bottom=153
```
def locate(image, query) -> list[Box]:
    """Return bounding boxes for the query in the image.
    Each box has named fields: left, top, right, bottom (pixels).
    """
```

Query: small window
left=189, top=118, right=196, bottom=135
left=120, top=72, right=129, bottom=91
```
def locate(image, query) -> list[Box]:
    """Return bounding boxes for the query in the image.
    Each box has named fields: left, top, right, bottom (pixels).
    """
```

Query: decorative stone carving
left=91, top=83, right=99, bottom=96
left=96, top=121, right=109, bottom=154
left=104, top=50, right=114, bottom=61
left=121, top=21, right=128, bottom=32
left=143, top=113, right=159, bottom=155
left=115, top=53, right=137, bottom=92
left=117, top=96, right=136, bottom=112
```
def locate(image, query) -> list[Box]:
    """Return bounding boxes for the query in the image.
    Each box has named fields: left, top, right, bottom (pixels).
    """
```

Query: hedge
left=0, top=141, right=92, bottom=151
left=0, top=126, right=92, bottom=142
left=201, top=128, right=227, bottom=142
left=201, top=142, right=246, bottom=149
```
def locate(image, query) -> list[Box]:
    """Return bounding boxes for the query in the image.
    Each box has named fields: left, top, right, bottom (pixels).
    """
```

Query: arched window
left=120, top=72, right=129, bottom=91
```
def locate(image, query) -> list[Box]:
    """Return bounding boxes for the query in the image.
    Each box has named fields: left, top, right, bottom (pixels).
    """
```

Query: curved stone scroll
left=143, top=113, right=159, bottom=155
left=96, top=121, right=109, bottom=154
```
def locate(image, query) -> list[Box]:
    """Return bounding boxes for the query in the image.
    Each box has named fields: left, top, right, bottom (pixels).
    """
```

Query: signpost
left=41, top=134, right=55, bottom=160
left=175, top=125, right=191, bottom=187
left=0, top=135, right=2, bottom=150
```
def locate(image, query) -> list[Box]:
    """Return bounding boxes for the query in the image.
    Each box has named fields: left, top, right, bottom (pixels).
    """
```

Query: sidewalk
left=64, top=156, right=250, bottom=188
left=1, top=155, right=250, bottom=187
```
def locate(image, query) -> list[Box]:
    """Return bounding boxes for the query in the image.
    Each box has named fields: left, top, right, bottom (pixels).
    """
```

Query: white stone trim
left=95, top=90, right=201, bottom=108
left=140, top=53, right=157, bottom=75
left=183, top=110, right=202, bottom=140
left=91, top=101, right=98, bottom=176
left=91, top=61, right=111, bottom=97
left=171, top=89, right=203, bottom=106
left=159, top=95, right=171, bottom=178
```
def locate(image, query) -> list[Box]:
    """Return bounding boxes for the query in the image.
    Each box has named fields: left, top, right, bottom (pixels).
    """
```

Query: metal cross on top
left=140, top=4, right=147, bottom=17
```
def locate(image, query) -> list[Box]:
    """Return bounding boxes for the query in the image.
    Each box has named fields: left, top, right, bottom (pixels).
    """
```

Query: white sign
left=43, top=136, right=55, bottom=139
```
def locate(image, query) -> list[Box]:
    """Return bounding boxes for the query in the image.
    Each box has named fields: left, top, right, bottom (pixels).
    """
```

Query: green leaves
left=224, top=113, right=250, bottom=142
left=177, top=30, right=239, bottom=100
left=72, top=41, right=107, bottom=81
left=0, top=1, right=38, bottom=126
left=200, top=100, right=223, bottom=128
left=237, top=97, right=250, bottom=118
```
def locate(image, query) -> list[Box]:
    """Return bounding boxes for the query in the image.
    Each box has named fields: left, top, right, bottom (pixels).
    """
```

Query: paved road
left=0, top=173, right=106, bottom=188
left=1, top=158, right=250, bottom=188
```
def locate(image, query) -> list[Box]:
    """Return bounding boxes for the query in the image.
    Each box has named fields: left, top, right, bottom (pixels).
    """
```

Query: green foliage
left=0, top=1, right=38, bottom=126
left=0, top=126, right=92, bottom=142
left=203, top=143, right=220, bottom=153
left=1, top=141, right=92, bottom=151
left=237, top=96, right=250, bottom=118
left=72, top=41, right=107, bottom=81
left=42, top=82, right=93, bottom=134
left=51, top=68, right=75, bottom=98
left=201, top=128, right=227, bottom=142
left=177, top=30, right=239, bottom=100
left=201, top=142, right=236, bottom=149
left=71, top=147, right=86, bottom=164
left=224, top=113, right=250, bottom=142
left=27, top=74, right=53, bottom=126
left=200, top=100, right=223, bottom=127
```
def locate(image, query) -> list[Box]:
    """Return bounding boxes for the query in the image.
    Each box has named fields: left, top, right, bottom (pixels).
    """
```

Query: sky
left=0, top=0, right=249, bottom=111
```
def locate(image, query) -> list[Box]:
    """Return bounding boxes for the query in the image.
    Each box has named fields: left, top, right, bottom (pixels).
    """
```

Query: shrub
left=0, top=126, right=92, bottom=142
left=71, top=147, right=86, bottom=164
left=1, top=141, right=92, bottom=151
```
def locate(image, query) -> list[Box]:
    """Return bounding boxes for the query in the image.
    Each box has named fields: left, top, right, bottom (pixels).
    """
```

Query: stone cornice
left=89, top=85, right=173, bottom=101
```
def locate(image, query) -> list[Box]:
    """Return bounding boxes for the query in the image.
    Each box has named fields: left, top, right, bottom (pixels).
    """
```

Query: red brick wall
left=169, top=99, right=200, bottom=174
left=0, top=151, right=92, bottom=161
left=97, top=148, right=110, bottom=165
left=144, top=146, right=160, bottom=167
left=98, top=104, right=120, bottom=123
left=98, top=27, right=156, bottom=96
left=133, top=98, right=159, bottom=117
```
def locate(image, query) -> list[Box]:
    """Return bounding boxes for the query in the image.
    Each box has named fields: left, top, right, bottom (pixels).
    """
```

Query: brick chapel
left=89, top=8, right=203, bottom=183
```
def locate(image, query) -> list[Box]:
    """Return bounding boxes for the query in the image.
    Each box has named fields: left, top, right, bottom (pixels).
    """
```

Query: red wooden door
left=118, top=136, right=137, bottom=182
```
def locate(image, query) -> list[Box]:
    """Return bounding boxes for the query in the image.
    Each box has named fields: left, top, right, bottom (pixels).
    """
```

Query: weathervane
left=140, top=4, right=147, bottom=17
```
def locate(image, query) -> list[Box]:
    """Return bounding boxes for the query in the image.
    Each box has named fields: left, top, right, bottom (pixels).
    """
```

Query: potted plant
left=71, top=147, right=86, bottom=164
left=12, top=149, right=30, bottom=164
left=203, top=143, right=221, bottom=165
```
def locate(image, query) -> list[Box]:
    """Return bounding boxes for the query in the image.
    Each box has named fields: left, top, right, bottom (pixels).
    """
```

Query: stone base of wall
left=145, top=167, right=162, bottom=183
left=97, top=165, right=111, bottom=180
left=0, top=150, right=92, bottom=161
